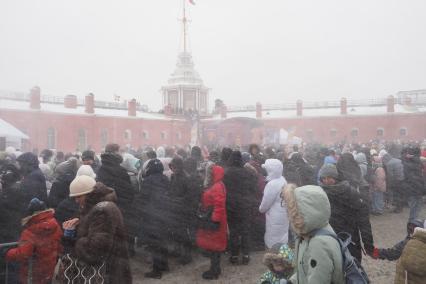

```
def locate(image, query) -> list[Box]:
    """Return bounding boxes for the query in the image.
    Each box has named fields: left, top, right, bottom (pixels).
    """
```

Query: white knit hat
left=69, top=175, right=96, bottom=197
left=77, top=165, right=96, bottom=179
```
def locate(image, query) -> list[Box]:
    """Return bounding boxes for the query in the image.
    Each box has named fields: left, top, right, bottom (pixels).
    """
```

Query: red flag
left=189, top=0, right=195, bottom=5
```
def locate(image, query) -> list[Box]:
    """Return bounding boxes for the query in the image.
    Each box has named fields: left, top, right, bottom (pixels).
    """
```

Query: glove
left=372, top=247, right=380, bottom=259
left=64, top=229, right=76, bottom=238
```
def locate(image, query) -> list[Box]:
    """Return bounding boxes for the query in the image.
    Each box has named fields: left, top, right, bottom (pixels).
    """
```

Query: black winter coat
left=136, top=172, right=172, bottom=246
left=97, top=153, right=136, bottom=233
left=48, top=179, right=72, bottom=209
left=0, top=182, right=23, bottom=243
left=20, top=168, right=48, bottom=204
left=321, top=180, right=374, bottom=262
left=169, top=171, right=201, bottom=229
left=54, top=197, right=79, bottom=225
left=223, top=166, right=257, bottom=225
left=402, top=157, right=425, bottom=196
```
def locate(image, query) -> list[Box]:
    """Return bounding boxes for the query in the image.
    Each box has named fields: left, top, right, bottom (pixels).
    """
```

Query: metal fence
left=0, top=242, right=33, bottom=284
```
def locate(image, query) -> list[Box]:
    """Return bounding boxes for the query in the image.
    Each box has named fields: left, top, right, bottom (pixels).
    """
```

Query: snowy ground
left=131, top=207, right=425, bottom=284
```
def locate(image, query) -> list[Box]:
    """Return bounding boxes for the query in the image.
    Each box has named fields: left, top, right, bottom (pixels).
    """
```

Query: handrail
left=0, top=241, right=33, bottom=284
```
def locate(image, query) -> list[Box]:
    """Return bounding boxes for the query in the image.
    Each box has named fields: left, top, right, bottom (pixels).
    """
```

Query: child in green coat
left=259, top=243, right=295, bottom=284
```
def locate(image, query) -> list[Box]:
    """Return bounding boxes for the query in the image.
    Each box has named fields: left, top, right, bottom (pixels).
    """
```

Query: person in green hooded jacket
left=282, top=184, right=344, bottom=284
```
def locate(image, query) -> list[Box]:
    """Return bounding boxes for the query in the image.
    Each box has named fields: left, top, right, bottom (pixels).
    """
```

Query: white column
left=196, top=89, right=199, bottom=111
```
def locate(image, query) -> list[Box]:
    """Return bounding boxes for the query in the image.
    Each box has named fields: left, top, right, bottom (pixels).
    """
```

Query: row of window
left=306, top=127, right=408, bottom=138
left=46, top=128, right=181, bottom=149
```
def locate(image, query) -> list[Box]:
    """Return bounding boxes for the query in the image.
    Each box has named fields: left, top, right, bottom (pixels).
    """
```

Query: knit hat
left=76, top=165, right=96, bottom=179
left=319, top=163, right=339, bottom=179
left=27, top=198, right=47, bottom=216
left=69, top=175, right=96, bottom=197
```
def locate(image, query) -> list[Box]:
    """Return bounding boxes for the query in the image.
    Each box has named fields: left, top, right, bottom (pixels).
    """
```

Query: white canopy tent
left=0, top=118, right=29, bottom=150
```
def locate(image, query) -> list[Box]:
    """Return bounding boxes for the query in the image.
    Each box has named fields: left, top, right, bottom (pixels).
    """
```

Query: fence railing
left=0, top=241, right=33, bottom=284
left=226, top=96, right=423, bottom=112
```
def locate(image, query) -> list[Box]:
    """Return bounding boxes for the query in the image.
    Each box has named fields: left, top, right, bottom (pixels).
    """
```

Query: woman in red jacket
left=196, top=164, right=227, bottom=280
left=5, top=198, right=62, bottom=284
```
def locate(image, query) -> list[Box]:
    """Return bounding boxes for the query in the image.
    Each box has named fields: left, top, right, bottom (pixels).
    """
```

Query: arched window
left=101, top=129, right=108, bottom=148
left=176, top=132, right=182, bottom=140
left=77, top=129, right=87, bottom=151
left=399, top=127, right=407, bottom=136
left=141, top=130, right=149, bottom=140
left=124, top=129, right=132, bottom=140
left=161, top=131, right=167, bottom=140
left=330, top=128, right=337, bottom=138
left=376, top=127, right=384, bottom=137
left=47, top=127, right=56, bottom=149
left=351, top=128, right=359, bottom=138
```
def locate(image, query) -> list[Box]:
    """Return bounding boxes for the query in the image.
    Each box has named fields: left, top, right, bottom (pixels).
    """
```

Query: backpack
left=314, top=229, right=370, bottom=284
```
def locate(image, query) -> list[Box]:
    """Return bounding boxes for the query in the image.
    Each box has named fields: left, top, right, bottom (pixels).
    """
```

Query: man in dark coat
left=136, top=159, right=171, bottom=279
left=223, top=151, right=257, bottom=264
left=321, top=162, right=374, bottom=262
left=183, top=156, right=204, bottom=239
left=169, top=157, right=200, bottom=264
left=401, top=147, right=425, bottom=221
left=0, top=164, right=23, bottom=243
left=48, top=157, right=78, bottom=209
left=218, top=147, right=232, bottom=168
left=283, top=153, right=316, bottom=186
left=96, top=144, right=136, bottom=255
left=16, top=152, right=47, bottom=203
left=0, top=164, right=22, bottom=282
left=382, top=152, right=405, bottom=213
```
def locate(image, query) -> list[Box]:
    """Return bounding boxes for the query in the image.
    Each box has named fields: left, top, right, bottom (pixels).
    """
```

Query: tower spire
left=181, top=0, right=189, bottom=53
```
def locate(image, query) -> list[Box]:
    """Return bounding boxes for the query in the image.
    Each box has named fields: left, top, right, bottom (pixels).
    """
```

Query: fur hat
left=70, top=175, right=96, bottom=197
left=263, top=243, right=295, bottom=271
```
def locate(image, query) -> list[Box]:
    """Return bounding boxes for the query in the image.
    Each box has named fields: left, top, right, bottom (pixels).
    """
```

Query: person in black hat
left=81, top=150, right=99, bottom=173
left=16, top=152, right=47, bottom=203
left=370, top=219, right=424, bottom=261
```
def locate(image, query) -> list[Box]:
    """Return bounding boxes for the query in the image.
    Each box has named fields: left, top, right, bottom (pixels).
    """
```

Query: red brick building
left=0, top=87, right=191, bottom=152
left=1, top=87, right=425, bottom=153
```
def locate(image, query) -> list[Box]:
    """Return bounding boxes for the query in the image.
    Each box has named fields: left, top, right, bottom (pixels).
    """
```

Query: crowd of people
left=0, top=140, right=425, bottom=283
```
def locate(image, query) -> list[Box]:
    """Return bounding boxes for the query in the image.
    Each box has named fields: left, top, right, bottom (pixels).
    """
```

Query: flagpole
left=183, top=0, right=187, bottom=53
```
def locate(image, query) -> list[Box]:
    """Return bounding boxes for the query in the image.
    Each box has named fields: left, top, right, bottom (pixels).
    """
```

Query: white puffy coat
left=259, top=159, right=289, bottom=248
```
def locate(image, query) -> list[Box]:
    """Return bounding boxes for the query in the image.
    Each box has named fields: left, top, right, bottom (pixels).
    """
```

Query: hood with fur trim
left=283, top=184, right=331, bottom=236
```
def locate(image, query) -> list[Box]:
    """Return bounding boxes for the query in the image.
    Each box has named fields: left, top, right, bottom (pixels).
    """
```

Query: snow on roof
left=207, top=104, right=426, bottom=121
left=0, top=98, right=173, bottom=120
left=0, top=118, right=29, bottom=139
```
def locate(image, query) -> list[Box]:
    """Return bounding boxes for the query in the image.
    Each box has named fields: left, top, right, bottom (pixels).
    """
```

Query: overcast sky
left=1, top=0, right=425, bottom=111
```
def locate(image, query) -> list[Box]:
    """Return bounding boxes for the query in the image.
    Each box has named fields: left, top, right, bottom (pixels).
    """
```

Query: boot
left=229, top=255, right=239, bottom=265
left=242, top=255, right=250, bottom=265
left=202, top=252, right=221, bottom=279
left=202, top=269, right=221, bottom=280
